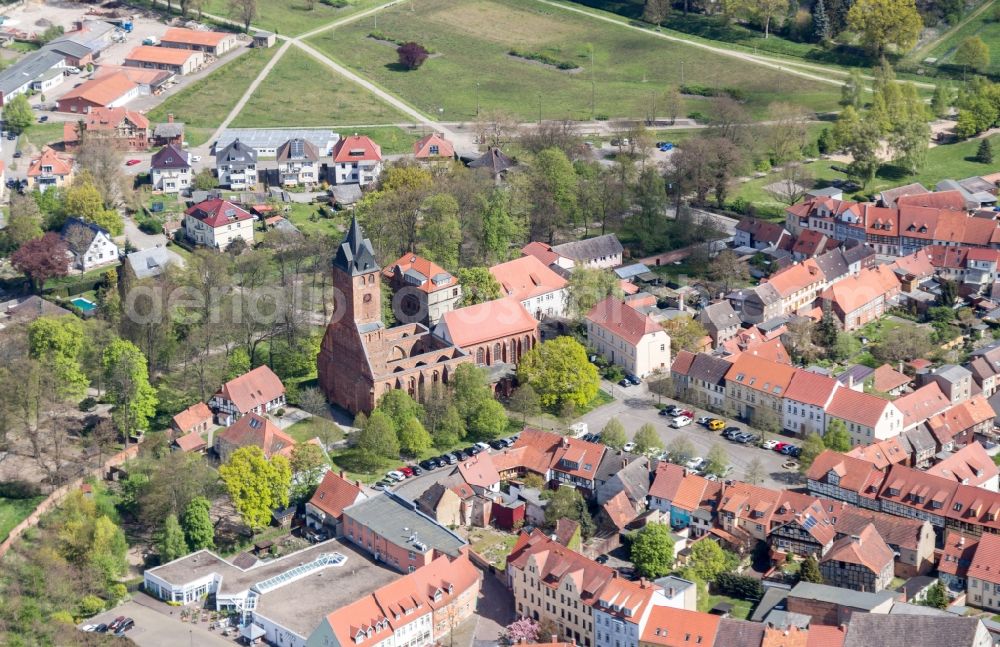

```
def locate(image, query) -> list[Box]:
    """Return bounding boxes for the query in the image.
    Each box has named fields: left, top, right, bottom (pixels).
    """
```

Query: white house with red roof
left=183, top=198, right=254, bottom=250
left=783, top=369, right=842, bottom=437
left=824, top=388, right=902, bottom=446
left=331, top=134, right=382, bottom=186
left=965, top=533, right=1000, bottom=612
left=586, top=295, right=670, bottom=378
left=209, top=365, right=286, bottom=425
left=413, top=132, right=454, bottom=162
left=305, top=470, right=368, bottom=534
left=489, top=255, right=568, bottom=319
left=27, top=147, right=74, bottom=192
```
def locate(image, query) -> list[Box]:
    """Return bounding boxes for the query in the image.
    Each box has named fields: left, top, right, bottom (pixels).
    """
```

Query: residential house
left=670, top=351, right=731, bottom=411
left=215, top=138, right=259, bottom=189
left=124, top=246, right=184, bottom=281
left=415, top=483, right=465, bottom=527
left=724, top=353, right=797, bottom=424
left=434, top=297, right=538, bottom=367
left=966, top=533, right=1000, bottom=613
left=152, top=114, right=185, bottom=147
left=784, top=582, right=896, bottom=627
left=833, top=506, right=935, bottom=577
left=413, top=133, right=454, bottom=163
left=382, top=253, right=461, bottom=326
left=468, top=147, right=515, bottom=180
left=698, top=301, right=741, bottom=349
left=735, top=218, right=792, bottom=250
left=647, top=463, right=719, bottom=534
left=170, top=402, right=212, bottom=437
left=331, top=134, right=382, bottom=186
left=490, top=255, right=568, bottom=320
left=172, top=432, right=207, bottom=454
left=824, top=388, right=903, bottom=446
left=901, top=424, right=938, bottom=469
left=61, top=107, right=149, bottom=149
left=639, top=606, right=720, bottom=647
left=586, top=295, right=671, bottom=379
left=27, top=147, right=74, bottom=191
left=160, top=28, right=240, bottom=56
left=497, top=429, right=608, bottom=495
left=920, top=365, right=974, bottom=405
left=718, top=482, right=782, bottom=543
left=183, top=198, right=255, bottom=250
left=595, top=452, right=650, bottom=507
left=805, top=450, right=886, bottom=510
left=762, top=259, right=826, bottom=315
left=842, top=612, right=993, bottom=647
left=791, top=229, right=833, bottom=260
left=213, top=412, right=297, bottom=462
left=968, top=342, right=1000, bottom=397
left=209, top=365, right=286, bottom=425
left=869, top=364, right=910, bottom=396
left=276, top=137, right=320, bottom=187
left=925, top=442, right=999, bottom=491
left=895, top=383, right=953, bottom=434
left=304, top=470, right=367, bottom=534
left=150, top=143, right=192, bottom=194
left=818, top=523, right=895, bottom=592
left=457, top=453, right=501, bottom=494
left=783, top=369, right=841, bottom=437
left=124, top=45, right=204, bottom=75
left=939, top=531, right=978, bottom=593
left=819, top=264, right=900, bottom=331
left=727, top=284, right=783, bottom=326
left=217, top=128, right=338, bottom=158
left=550, top=234, right=624, bottom=270
left=767, top=493, right=838, bottom=559
left=61, top=217, right=120, bottom=272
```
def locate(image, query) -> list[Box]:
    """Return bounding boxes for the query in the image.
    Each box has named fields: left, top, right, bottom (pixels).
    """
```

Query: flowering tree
left=499, top=617, right=540, bottom=646
left=11, top=232, right=69, bottom=292
left=397, top=42, right=429, bottom=70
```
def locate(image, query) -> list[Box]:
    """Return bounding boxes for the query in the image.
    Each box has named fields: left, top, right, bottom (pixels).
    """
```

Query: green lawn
left=201, top=0, right=386, bottom=37
left=0, top=497, right=45, bottom=541
left=919, top=0, right=1000, bottom=76
left=285, top=416, right=345, bottom=444
left=285, top=202, right=349, bottom=237
left=147, top=47, right=278, bottom=131
left=308, top=0, right=841, bottom=123
left=468, top=528, right=517, bottom=570
left=17, top=121, right=67, bottom=152
left=231, top=48, right=409, bottom=128
left=702, top=593, right=754, bottom=620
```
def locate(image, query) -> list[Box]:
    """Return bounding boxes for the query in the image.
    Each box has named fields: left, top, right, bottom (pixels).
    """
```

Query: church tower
left=331, top=215, right=382, bottom=327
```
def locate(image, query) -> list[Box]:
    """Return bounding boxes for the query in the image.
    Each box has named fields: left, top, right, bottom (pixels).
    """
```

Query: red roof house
left=210, top=365, right=287, bottom=425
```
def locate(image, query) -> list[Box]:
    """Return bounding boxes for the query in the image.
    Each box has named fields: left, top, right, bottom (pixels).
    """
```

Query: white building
left=783, top=370, right=841, bottom=437
left=183, top=198, right=255, bottom=251
left=489, top=255, right=568, bottom=320
left=215, top=138, right=258, bottom=190
left=331, top=134, right=382, bottom=186
left=61, top=218, right=120, bottom=272
left=276, top=137, right=319, bottom=187
left=586, top=295, right=671, bottom=378
left=824, top=388, right=903, bottom=446
left=150, top=143, right=191, bottom=194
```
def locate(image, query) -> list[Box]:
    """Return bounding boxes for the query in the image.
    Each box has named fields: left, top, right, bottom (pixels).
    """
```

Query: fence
left=0, top=444, right=140, bottom=560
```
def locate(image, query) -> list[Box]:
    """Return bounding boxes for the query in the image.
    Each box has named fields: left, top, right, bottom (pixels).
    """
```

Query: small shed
left=252, top=31, right=275, bottom=48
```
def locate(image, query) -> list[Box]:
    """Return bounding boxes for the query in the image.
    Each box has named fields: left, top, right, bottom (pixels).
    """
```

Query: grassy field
left=467, top=527, right=517, bottom=570
left=921, top=0, right=1000, bottom=76
left=308, top=0, right=841, bottom=122
left=16, top=121, right=67, bottom=153
left=231, top=48, right=409, bottom=128
left=285, top=415, right=345, bottom=444
left=200, top=0, right=387, bottom=36
left=0, top=497, right=44, bottom=541
left=147, top=47, right=278, bottom=134
left=735, top=133, right=1000, bottom=215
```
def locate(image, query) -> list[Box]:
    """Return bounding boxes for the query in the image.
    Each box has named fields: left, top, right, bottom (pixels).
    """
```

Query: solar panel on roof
left=290, top=139, right=304, bottom=158
left=249, top=418, right=261, bottom=429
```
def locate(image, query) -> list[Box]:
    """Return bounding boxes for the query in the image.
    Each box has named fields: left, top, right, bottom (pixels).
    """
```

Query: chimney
left=959, top=536, right=966, bottom=546
left=668, top=587, right=675, bottom=598
left=167, top=113, right=174, bottom=123
left=847, top=374, right=855, bottom=388
left=340, top=470, right=346, bottom=478
left=550, top=635, right=558, bottom=645
left=356, top=480, right=362, bottom=488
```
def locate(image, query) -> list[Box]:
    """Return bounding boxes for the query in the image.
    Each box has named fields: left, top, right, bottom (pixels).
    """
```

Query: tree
left=840, top=69, right=864, bottom=108
left=180, top=496, right=214, bottom=550
left=643, top=0, right=671, bottom=24
left=290, top=443, right=327, bottom=501
left=931, top=84, right=951, bottom=118
left=219, top=446, right=292, bottom=533
left=566, top=267, right=623, bottom=318
left=976, top=138, right=994, bottom=164
left=743, top=0, right=791, bottom=37
left=663, top=87, right=683, bottom=125
left=872, top=322, right=932, bottom=363
left=11, top=233, right=69, bottom=292
left=398, top=417, right=433, bottom=456
left=228, top=0, right=257, bottom=31
left=397, top=42, right=430, bottom=70
left=634, top=423, right=663, bottom=454
left=517, top=337, right=600, bottom=409
left=455, top=267, right=503, bottom=306
left=708, top=250, right=750, bottom=293
left=770, top=161, right=814, bottom=205
left=602, top=418, right=628, bottom=450
left=704, top=444, right=729, bottom=477
left=192, top=168, right=217, bottom=190
left=157, top=514, right=188, bottom=562
left=523, top=148, right=579, bottom=242
left=377, top=389, right=423, bottom=432
left=509, top=384, right=541, bottom=423
left=3, top=193, right=43, bottom=251
left=479, top=188, right=521, bottom=264
left=630, top=523, right=675, bottom=578
left=543, top=485, right=594, bottom=538
left=923, top=580, right=949, bottom=609
left=103, top=339, right=157, bottom=439
left=667, top=437, right=696, bottom=466
left=662, top=316, right=708, bottom=354
left=812, top=0, right=831, bottom=41
left=417, top=194, right=462, bottom=270
left=499, top=618, right=540, bottom=646
left=2, top=95, right=33, bottom=135
left=28, top=316, right=89, bottom=400
left=687, top=539, right=735, bottom=582
left=800, top=554, right=824, bottom=582
left=954, top=36, right=990, bottom=75
left=744, top=457, right=766, bottom=485
left=799, top=432, right=827, bottom=473
left=356, top=410, right=400, bottom=459
left=824, top=418, right=852, bottom=451
left=451, top=364, right=493, bottom=420
left=847, top=0, right=922, bottom=58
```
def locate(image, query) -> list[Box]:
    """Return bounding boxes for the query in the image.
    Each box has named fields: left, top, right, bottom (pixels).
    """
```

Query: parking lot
left=79, top=600, right=235, bottom=647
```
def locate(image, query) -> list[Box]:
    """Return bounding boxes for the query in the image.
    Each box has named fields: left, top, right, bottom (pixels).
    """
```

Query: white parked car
left=80, top=624, right=97, bottom=632
left=671, top=415, right=692, bottom=428
left=474, top=442, right=490, bottom=451
left=685, top=457, right=705, bottom=471
left=622, top=442, right=637, bottom=452
left=385, top=470, right=405, bottom=482
left=191, top=155, right=202, bottom=162
left=761, top=439, right=779, bottom=450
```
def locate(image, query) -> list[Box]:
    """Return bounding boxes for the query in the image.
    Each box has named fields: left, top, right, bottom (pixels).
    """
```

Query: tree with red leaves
left=12, top=232, right=69, bottom=292
left=498, top=617, right=540, bottom=646
left=397, top=42, right=429, bottom=70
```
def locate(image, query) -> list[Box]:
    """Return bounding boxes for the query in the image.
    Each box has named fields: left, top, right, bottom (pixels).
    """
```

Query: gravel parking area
left=80, top=600, right=236, bottom=647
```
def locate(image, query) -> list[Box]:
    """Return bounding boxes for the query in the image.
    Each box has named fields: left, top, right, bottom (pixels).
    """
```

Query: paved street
left=80, top=600, right=236, bottom=647
left=579, top=381, right=802, bottom=489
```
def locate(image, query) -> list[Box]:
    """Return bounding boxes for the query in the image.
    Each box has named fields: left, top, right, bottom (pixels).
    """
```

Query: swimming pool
left=71, top=297, right=97, bottom=312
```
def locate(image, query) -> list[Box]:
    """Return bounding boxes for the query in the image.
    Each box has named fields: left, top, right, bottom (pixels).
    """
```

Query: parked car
left=618, top=378, right=631, bottom=387
left=37, top=115, right=48, bottom=123
left=773, top=442, right=789, bottom=453
left=626, top=374, right=641, bottom=386
left=410, top=466, right=423, bottom=476
left=452, top=450, right=467, bottom=461
left=94, top=624, right=108, bottom=633
left=761, top=439, right=779, bottom=450
left=420, top=458, right=438, bottom=470
left=697, top=416, right=711, bottom=425
left=465, top=445, right=481, bottom=456
left=723, top=426, right=741, bottom=436
left=399, top=466, right=414, bottom=478
left=488, top=440, right=506, bottom=450
left=671, top=415, right=692, bottom=428
left=681, top=410, right=694, bottom=418
left=442, top=454, right=457, bottom=465
left=658, top=142, right=674, bottom=151
left=474, top=442, right=490, bottom=451
left=81, top=624, right=98, bottom=632
left=789, top=446, right=802, bottom=458
left=735, top=432, right=756, bottom=444
left=780, top=444, right=799, bottom=455
left=664, top=406, right=683, bottom=417
left=125, top=159, right=141, bottom=166
left=595, top=555, right=609, bottom=564
left=708, top=419, right=725, bottom=431
left=12, top=150, right=20, bottom=158
left=107, top=617, right=126, bottom=633
left=373, top=480, right=389, bottom=490
left=6, top=132, right=16, bottom=140
left=623, top=442, right=637, bottom=452
left=385, top=470, right=405, bottom=482
left=191, top=155, right=201, bottom=162
left=114, top=619, right=134, bottom=636
left=685, top=457, right=705, bottom=471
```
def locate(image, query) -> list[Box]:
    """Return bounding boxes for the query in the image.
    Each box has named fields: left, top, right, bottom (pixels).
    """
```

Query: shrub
left=79, top=396, right=97, bottom=412
left=77, top=594, right=105, bottom=618
left=397, top=42, right=429, bottom=70
left=715, top=572, right=764, bottom=601
left=0, top=480, right=42, bottom=499
left=508, top=49, right=579, bottom=70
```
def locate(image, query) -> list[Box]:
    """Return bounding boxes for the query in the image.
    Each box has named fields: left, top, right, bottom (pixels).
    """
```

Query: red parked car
left=125, top=159, right=141, bottom=166
left=399, top=466, right=415, bottom=478
left=773, top=442, right=789, bottom=452
left=681, top=410, right=694, bottom=418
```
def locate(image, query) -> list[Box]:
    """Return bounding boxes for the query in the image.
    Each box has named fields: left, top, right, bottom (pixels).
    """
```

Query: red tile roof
left=438, top=297, right=537, bottom=347
left=897, top=190, right=967, bottom=211
left=938, top=531, right=978, bottom=578
left=724, top=353, right=797, bottom=398
left=806, top=625, right=846, bottom=647
left=871, top=364, right=910, bottom=393
left=216, top=412, right=295, bottom=459
left=332, top=134, right=381, bottom=163
left=784, top=370, right=840, bottom=407
left=383, top=253, right=456, bottom=293
left=521, top=241, right=559, bottom=266
left=602, top=490, right=638, bottom=529
left=825, top=388, right=894, bottom=428
left=308, top=470, right=365, bottom=519
left=640, top=605, right=720, bottom=647
left=670, top=350, right=696, bottom=377
left=846, top=437, right=908, bottom=470
left=586, top=296, right=663, bottom=346
left=172, top=402, right=212, bottom=434
left=490, top=255, right=567, bottom=302
left=765, top=258, right=824, bottom=298
left=162, top=27, right=233, bottom=47
left=649, top=462, right=686, bottom=500
left=173, top=431, right=207, bottom=452
left=895, top=383, right=953, bottom=430
left=821, top=523, right=894, bottom=574
left=792, top=229, right=830, bottom=258
left=27, top=147, right=73, bottom=178
left=185, top=198, right=252, bottom=229
left=820, top=264, right=899, bottom=315
left=215, top=365, right=285, bottom=414
left=891, top=248, right=935, bottom=278
left=507, top=529, right=614, bottom=608
left=552, top=435, right=606, bottom=481
left=926, top=396, right=995, bottom=445
left=763, top=624, right=809, bottom=647
left=879, top=464, right=959, bottom=518
left=58, top=72, right=138, bottom=107
left=926, top=441, right=999, bottom=487
left=413, top=132, right=454, bottom=159
left=967, top=532, right=1000, bottom=584
left=457, top=453, right=500, bottom=489
left=126, top=45, right=202, bottom=65
left=806, top=450, right=886, bottom=498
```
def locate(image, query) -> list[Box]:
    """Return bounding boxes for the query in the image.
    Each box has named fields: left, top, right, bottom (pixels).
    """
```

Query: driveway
left=473, top=573, right=514, bottom=647
left=579, top=381, right=800, bottom=489
left=80, top=600, right=236, bottom=647
left=123, top=214, right=167, bottom=251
